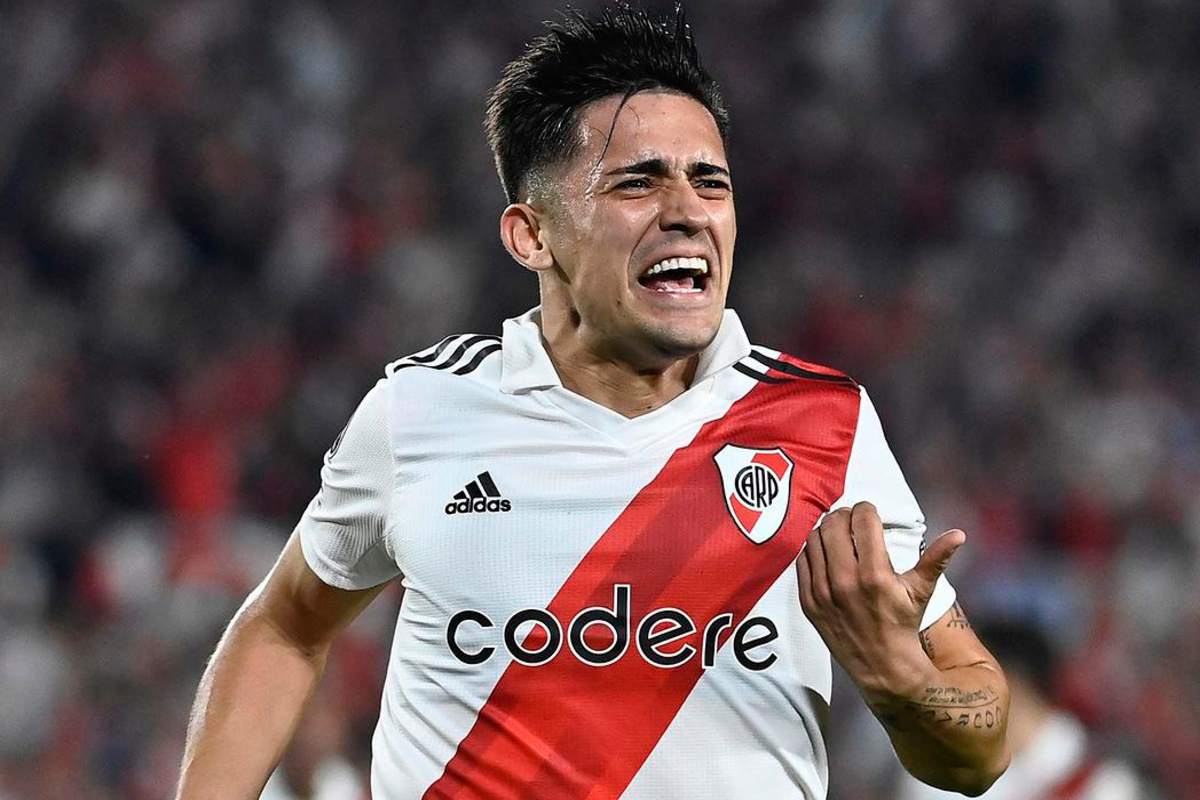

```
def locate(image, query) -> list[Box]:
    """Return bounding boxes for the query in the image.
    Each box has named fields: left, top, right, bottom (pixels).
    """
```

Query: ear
left=500, top=203, right=555, bottom=273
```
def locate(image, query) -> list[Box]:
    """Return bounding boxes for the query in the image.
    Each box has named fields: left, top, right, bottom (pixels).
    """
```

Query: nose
left=658, top=181, right=710, bottom=235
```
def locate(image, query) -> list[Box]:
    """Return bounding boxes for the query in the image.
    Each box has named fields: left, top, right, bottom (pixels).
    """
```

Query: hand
left=796, top=501, right=965, bottom=701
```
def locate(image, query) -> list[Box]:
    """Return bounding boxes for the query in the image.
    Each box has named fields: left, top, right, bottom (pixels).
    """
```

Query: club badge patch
left=713, top=444, right=794, bottom=544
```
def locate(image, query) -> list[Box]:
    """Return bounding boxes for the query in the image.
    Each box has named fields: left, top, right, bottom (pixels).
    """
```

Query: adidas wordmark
left=444, top=471, right=512, bottom=515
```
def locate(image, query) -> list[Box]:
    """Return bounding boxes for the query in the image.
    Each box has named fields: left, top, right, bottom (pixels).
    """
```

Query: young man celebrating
left=176, top=7, right=1010, bottom=799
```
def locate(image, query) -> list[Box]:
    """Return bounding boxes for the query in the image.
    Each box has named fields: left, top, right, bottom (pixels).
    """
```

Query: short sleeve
left=833, top=387, right=955, bottom=630
left=297, top=379, right=401, bottom=590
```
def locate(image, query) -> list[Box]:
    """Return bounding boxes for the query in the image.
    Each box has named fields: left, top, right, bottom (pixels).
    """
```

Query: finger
left=849, top=501, right=892, bottom=577
left=796, top=548, right=817, bottom=615
left=804, top=521, right=831, bottom=608
left=904, top=529, right=966, bottom=604
left=818, top=508, right=857, bottom=603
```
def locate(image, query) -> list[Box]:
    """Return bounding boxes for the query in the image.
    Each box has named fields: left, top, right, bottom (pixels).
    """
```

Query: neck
left=537, top=312, right=699, bottom=419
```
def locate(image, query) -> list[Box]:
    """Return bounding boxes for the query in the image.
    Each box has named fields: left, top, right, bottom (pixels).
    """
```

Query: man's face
left=538, top=91, right=736, bottom=365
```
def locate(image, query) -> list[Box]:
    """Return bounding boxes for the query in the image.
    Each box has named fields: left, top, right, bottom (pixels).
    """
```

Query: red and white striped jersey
left=297, top=307, right=956, bottom=800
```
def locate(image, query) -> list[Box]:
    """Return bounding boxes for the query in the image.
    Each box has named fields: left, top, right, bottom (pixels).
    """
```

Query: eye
left=616, top=177, right=652, bottom=190
left=696, top=178, right=731, bottom=191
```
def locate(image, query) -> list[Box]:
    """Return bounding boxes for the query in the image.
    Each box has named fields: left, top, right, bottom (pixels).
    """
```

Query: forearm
left=175, top=597, right=329, bottom=800
left=796, top=507, right=1011, bottom=794
left=865, top=657, right=1010, bottom=796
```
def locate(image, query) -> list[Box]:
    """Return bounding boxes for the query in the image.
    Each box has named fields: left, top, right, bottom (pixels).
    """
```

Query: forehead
left=574, top=91, right=727, bottom=174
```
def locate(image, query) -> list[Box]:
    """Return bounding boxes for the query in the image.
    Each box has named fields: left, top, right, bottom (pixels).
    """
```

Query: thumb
left=903, top=529, right=966, bottom=605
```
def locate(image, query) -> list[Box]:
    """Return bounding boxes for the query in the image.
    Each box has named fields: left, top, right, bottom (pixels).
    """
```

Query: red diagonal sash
left=423, top=378, right=860, bottom=800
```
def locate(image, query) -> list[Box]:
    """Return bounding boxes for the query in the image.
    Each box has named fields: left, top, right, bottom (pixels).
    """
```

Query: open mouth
left=637, top=256, right=710, bottom=294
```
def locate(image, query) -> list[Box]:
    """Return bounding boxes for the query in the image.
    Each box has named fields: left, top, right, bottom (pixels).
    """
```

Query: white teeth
left=642, top=256, right=709, bottom=277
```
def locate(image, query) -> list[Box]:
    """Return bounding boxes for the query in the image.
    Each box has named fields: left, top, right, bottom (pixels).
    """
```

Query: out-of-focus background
left=0, top=0, right=1197, bottom=798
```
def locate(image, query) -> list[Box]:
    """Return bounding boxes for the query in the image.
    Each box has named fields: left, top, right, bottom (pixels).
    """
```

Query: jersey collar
left=499, top=307, right=752, bottom=395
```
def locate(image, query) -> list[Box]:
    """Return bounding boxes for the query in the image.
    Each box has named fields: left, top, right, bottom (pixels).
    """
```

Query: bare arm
left=871, top=603, right=1009, bottom=795
left=175, top=532, right=392, bottom=800
left=797, top=503, right=1009, bottom=796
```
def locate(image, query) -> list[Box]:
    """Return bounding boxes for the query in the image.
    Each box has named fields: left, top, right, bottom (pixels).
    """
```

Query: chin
left=642, top=319, right=720, bottom=360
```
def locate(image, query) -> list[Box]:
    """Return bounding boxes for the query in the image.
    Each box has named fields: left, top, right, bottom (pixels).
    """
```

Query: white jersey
left=298, top=307, right=955, bottom=800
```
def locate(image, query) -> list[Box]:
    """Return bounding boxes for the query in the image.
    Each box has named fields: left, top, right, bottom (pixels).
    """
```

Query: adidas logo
left=445, top=472, right=512, bottom=515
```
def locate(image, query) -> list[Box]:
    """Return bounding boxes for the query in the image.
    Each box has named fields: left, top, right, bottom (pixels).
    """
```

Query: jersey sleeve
left=835, top=386, right=956, bottom=630
left=296, top=379, right=402, bottom=590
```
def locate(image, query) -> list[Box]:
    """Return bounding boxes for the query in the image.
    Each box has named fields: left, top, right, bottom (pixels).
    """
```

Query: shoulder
left=723, top=343, right=865, bottom=448
left=382, top=332, right=504, bottom=385
left=733, top=343, right=859, bottom=392
left=367, top=333, right=507, bottom=434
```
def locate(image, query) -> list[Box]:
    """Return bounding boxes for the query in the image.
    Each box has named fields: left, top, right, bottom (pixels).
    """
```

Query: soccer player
left=176, top=6, right=1010, bottom=799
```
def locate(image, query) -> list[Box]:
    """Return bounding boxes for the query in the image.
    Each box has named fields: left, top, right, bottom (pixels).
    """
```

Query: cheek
left=589, top=222, right=644, bottom=281
left=714, top=208, right=737, bottom=265
left=714, top=203, right=736, bottom=236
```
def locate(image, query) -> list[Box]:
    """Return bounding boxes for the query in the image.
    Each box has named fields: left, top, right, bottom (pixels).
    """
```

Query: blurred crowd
left=0, top=0, right=1197, bottom=798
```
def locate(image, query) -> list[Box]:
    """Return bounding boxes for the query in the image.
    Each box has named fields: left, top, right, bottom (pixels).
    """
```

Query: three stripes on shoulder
left=733, top=349, right=857, bottom=387
left=389, top=334, right=501, bottom=377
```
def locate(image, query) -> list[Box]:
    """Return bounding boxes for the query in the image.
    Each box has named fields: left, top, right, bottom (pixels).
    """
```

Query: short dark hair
left=976, top=619, right=1056, bottom=698
left=485, top=3, right=730, bottom=205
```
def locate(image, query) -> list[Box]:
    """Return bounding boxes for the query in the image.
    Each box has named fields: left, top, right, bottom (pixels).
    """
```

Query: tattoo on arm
left=877, top=686, right=1003, bottom=733
left=947, top=602, right=971, bottom=630
left=879, top=604, right=1001, bottom=736
left=916, top=599, right=969, bottom=661
left=915, top=685, right=997, bottom=708
left=919, top=628, right=935, bottom=659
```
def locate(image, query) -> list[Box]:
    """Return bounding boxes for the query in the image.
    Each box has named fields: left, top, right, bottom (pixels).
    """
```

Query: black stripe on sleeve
left=452, top=343, right=502, bottom=376
left=748, top=350, right=856, bottom=386
left=733, top=362, right=790, bottom=384
left=394, top=334, right=500, bottom=372
left=405, top=335, right=463, bottom=365
left=428, top=334, right=498, bottom=371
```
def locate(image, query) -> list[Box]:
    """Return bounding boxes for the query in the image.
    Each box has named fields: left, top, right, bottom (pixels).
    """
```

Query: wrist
left=856, top=637, right=939, bottom=711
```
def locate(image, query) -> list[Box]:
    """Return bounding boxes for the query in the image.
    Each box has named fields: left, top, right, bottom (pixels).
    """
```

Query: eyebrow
left=606, top=158, right=730, bottom=179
